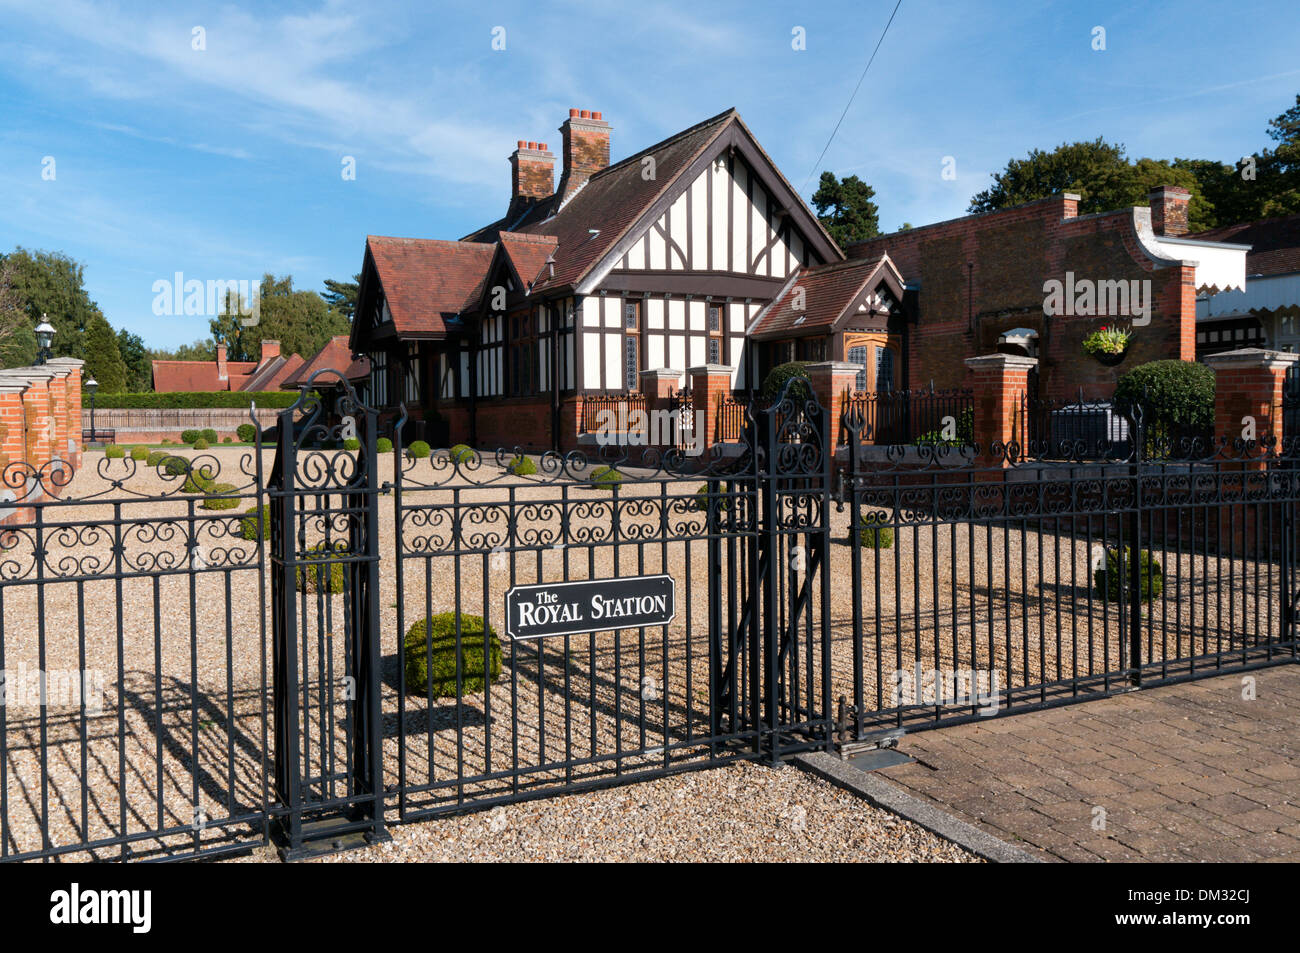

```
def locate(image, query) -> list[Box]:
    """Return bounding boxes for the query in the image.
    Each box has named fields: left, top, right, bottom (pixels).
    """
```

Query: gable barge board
left=599, top=271, right=786, bottom=299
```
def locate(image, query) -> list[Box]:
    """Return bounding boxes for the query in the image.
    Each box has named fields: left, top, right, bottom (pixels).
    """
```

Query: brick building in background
left=845, top=187, right=1249, bottom=402
left=151, top=339, right=304, bottom=392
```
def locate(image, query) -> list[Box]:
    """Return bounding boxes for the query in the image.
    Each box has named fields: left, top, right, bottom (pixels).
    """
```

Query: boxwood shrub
left=129, top=445, right=149, bottom=461
left=506, top=454, right=537, bottom=475
left=403, top=612, right=502, bottom=698
left=1113, top=360, right=1214, bottom=452
left=104, top=444, right=125, bottom=459
left=343, top=437, right=361, bottom=451
left=448, top=443, right=473, bottom=463
left=591, top=466, right=623, bottom=491
left=236, top=423, right=257, bottom=443
left=192, top=438, right=210, bottom=450
left=201, top=428, right=218, bottom=443
left=162, top=455, right=190, bottom=476
left=146, top=450, right=168, bottom=467
left=238, top=506, right=270, bottom=542
left=857, top=515, right=894, bottom=549
left=694, top=483, right=731, bottom=511
left=296, top=542, right=346, bottom=594
left=180, top=429, right=201, bottom=444
left=182, top=469, right=216, bottom=494
left=760, top=361, right=812, bottom=404
left=376, top=437, right=393, bottom=453
left=1094, top=547, right=1163, bottom=602
left=200, top=483, right=239, bottom=510
left=408, top=440, right=431, bottom=459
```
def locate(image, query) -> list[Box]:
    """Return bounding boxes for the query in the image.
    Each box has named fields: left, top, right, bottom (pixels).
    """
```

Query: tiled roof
left=520, top=109, right=736, bottom=293
left=367, top=236, right=496, bottom=335
left=240, top=353, right=305, bottom=391
left=151, top=359, right=258, bottom=392
left=498, top=232, right=559, bottom=289
left=285, top=336, right=370, bottom=388
left=1193, top=212, right=1300, bottom=277
left=749, top=255, right=899, bottom=338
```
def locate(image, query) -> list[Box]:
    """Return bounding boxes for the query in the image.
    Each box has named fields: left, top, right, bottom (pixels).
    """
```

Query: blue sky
left=1, top=0, right=1298, bottom=350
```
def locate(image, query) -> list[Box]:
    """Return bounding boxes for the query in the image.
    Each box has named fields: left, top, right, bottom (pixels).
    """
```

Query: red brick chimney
left=507, top=140, right=555, bottom=220
left=260, top=338, right=280, bottom=362
left=1149, top=185, right=1191, bottom=237
left=557, top=109, right=610, bottom=202
left=216, top=343, right=228, bottom=382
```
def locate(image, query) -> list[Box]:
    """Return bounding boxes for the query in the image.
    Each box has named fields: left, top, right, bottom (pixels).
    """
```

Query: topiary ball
left=403, top=612, right=502, bottom=698
left=130, top=445, right=149, bottom=461
left=857, top=515, right=894, bottom=549
left=448, top=443, right=473, bottom=463
left=760, top=361, right=813, bottom=404
left=507, top=454, right=537, bottom=475
left=376, top=437, right=393, bottom=453
left=193, top=438, right=210, bottom=450
left=591, top=466, right=623, bottom=491
left=222, top=436, right=233, bottom=444
left=296, top=542, right=346, bottom=593
left=146, top=450, right=168, bottom=467
left=182, top=469, right=216, bottom=494
left=1094, top=547, right=1163, bottom=602
left=694, top=483, right=731, bottom=511
left=236, top=423, right=256, bottom=443
left=162, top=454, right=190, bottom=476
left=238, top=506, right=270, bottom=542
left=180, top=429, right=200, bottom=445
left=201, top=428, right=218, bottom=443
left=104, top=444, right=125, bottom=459
left=408, top=440, right=431, bottom=459
left=343, top=437, right=361, bottom=451
left=200, top=482, right=239, bottom=510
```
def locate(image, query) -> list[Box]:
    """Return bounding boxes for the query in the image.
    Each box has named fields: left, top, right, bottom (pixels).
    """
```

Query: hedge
left=403, top=613, right=502, bottom=698
left=90, top=391, right=301, bottom=409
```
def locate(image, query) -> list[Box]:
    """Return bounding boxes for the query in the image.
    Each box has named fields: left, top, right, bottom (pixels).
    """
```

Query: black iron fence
left=843, top=388, right=974, bottom=446
left=2, top=372, right=1297, bottom=862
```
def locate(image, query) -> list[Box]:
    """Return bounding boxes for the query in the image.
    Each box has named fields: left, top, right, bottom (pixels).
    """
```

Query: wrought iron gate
left=268, top=377, right=387, bottom=858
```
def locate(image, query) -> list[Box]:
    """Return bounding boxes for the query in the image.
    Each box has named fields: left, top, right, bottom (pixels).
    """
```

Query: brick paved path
left=878, top=664, right=1300, bottom=862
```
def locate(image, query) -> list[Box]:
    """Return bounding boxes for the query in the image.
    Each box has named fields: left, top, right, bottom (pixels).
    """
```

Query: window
left=875, top=346, right=895, bottom=393
left=369, top=350, right=389, bottom=406
left=707, top=304, right=723, bottom=332
left=848, top=345, right=868, bottom=391
left=624, top=299, right=640, bottom=330
left=708, top=337, right=721, bottom=365
left=625, top=336, right=639, bottom=391
left=404, top=344, right=422, bottom=403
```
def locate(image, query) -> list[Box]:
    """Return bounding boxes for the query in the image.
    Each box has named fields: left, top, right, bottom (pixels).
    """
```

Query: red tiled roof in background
left=1193, top=212, right=1300, bottom=277
left=367, top=236, right=496, bottom=336
left=749, top=255, right=902, bottom=339
left=285, top=336, right=371, bottom=388
left=151, top=359, right=258, bottom=392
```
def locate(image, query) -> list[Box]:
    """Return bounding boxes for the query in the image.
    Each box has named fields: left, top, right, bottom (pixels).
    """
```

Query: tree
left=1260, top=93, right=1300, bottom=216
left=811, top=172, right=880, bottom=247
left=150, top=339, right=217, bottom=363
left=0, top=248, right=106, bottom=360
left=213, top=274, right=349, bottom=362
left=322, top=275, right=360, bottom=323
left=83, top=314, right=127, bottom=393
left=117, top=328, right=151, bottom=391
left=0, top=257, right=37, bottom=367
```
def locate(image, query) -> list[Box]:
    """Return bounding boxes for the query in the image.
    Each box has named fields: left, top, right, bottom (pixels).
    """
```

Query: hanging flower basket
left=1082, top=326, right=1131, bottom=367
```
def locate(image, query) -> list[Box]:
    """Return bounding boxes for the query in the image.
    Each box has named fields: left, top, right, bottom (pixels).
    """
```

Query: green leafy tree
left=83, top=314, right=127, bottom=392
left=1, top=247, right=105, bottom=360
left=116, top=327, right=151, bottom=391
left=811, top=172, right=880, bottom=247
left=0, top=257, right=37, bottom=367
left=1260, top=93, right=1300, bottom=216
left=322, top=275, right=360, bottom=322
left=213, top=274, right=348, bottom=361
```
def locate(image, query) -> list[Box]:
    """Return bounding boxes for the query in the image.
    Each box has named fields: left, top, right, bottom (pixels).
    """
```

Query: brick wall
left=0, top=359, right=84, bottom=524
left=81, top=406, right=283, bottom=443
left=847, top=193, right=1197, bottom=401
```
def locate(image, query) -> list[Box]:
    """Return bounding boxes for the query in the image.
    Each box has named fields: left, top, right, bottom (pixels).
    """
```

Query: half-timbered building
left=350, top=107, right=880, bottom=450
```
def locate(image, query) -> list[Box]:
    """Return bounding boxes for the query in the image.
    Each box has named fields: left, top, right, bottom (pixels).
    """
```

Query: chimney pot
left=558, top=108, right=611, bottom=202
left=517, top=139, right=526, bottom=149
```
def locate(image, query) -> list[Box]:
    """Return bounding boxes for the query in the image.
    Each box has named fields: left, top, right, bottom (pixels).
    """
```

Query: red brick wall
left=848, top=194, right=1196, bottom=402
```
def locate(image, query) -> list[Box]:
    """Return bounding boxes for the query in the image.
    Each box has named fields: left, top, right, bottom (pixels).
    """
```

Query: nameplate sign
left=504, top=575, right=676, bottom=641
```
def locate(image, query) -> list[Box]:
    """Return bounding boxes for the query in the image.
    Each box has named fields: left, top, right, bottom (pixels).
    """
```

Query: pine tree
left=83, top=314, right=127, bottom=392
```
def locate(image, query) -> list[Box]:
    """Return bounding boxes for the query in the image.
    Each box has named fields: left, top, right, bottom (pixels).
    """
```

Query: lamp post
left=34, top=315, right=55, bottom=366
left=85, top=376, right=99, bottom=444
